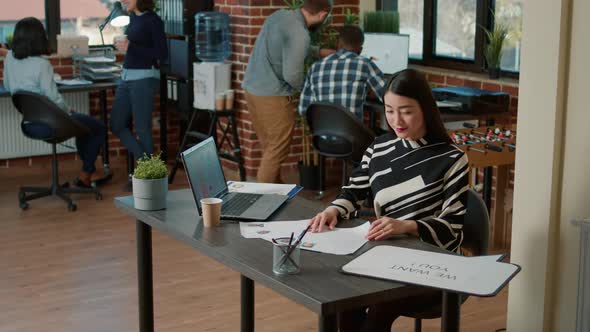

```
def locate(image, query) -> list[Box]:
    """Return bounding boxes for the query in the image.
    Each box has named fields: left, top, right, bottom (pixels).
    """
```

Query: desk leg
left=137, top=220, right=154, bottom=332
left=319, top=313, right=337, bottom=332
left=100, top=90, right=110, bottom=169
left=441, top=291, right=460, bottom=332
left=241, top=275, right=254, bottom=332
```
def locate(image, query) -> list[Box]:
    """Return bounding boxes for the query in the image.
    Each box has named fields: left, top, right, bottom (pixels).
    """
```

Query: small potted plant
left=132, top=153, right=168, bottom=211
left=363, top=11, right=400, bottom=33
left=482, top=20, right=510, bottom=79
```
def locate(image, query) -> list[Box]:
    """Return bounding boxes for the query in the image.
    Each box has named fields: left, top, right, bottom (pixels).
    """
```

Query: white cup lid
left=200, top=197, right=222, bottom=205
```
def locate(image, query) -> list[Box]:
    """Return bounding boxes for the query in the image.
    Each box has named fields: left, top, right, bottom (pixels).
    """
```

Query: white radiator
left=0, top=92, right=90, bottom=159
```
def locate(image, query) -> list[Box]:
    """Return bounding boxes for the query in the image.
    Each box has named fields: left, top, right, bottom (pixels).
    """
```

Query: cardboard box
left=57, top=35, right=89, bottom=57
left=193, top=62, right=231, bottom=110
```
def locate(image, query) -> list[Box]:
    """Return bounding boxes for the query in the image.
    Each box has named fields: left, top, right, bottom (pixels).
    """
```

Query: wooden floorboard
left=0, top=158, right=508, bottom=331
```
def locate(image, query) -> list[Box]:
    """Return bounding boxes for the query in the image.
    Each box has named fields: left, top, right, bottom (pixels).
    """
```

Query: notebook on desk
left=182, top=137, right=288, bottom=220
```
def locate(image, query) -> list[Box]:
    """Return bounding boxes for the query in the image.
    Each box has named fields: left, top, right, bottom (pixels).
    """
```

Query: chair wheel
left=19, top=202, right=29, bottom=210
left=68, top=203, right=77, bottom=212
left=18, top=191, right=26, bottom=201
left=96, top=193, right=103, bottom=200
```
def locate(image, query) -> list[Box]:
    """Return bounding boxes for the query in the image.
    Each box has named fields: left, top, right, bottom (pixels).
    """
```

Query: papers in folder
left=55, top=78, right=93, bottom=86
left=227, top=181, right=302, bottom=199
left=240, top=219, right=370, bottom=255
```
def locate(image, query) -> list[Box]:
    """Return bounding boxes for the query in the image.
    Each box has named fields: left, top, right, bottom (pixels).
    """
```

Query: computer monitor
left=361, top=33, right=410, bottom=75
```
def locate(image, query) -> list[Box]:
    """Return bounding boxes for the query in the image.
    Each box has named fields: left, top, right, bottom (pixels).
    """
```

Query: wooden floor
left=0, top=158, right=509, bottom=332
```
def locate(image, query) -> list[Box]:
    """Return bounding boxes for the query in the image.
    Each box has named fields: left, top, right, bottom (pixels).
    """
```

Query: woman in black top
left=110, top=0, right=167, bottom=163
left=309, top=69, right=470, bottom=331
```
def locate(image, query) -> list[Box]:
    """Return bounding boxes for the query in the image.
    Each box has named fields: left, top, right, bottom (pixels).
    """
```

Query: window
left=0, top=1, right=46, bottom=44
left=377, top=0, right=522, bottom=76
left=60, top=0, right=125, bottom=45
left=434, top=0, right=476, bottom=60
left=398, top=0, right=424, bottom=59
left=495, top=0, right=522, bottom=72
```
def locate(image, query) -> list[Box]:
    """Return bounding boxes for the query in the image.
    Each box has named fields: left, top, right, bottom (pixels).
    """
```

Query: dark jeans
left=22, top=112, right=106, bottom=173
left=338, top=291, right=442, bottom=332
left=110, top=78, right=159, bottom=161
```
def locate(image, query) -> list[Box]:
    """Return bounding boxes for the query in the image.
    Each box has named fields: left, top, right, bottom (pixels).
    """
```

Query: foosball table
left=448, top=124, right=516, bottom=251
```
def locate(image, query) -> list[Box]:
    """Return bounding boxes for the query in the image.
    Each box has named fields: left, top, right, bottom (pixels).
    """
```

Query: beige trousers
left=245, top=92, right=297, bottom=183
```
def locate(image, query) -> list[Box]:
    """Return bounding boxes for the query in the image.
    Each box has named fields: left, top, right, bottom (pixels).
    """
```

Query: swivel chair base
left=19, top=184, right=102, bottom=212
left=17, top=143, right=102, bottom=212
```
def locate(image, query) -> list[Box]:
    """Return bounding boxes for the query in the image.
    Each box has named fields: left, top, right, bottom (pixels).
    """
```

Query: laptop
left=182, top=137, right=288, bottom=221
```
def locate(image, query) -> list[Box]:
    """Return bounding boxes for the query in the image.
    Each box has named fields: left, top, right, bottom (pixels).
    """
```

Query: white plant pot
left=132, top=176, right=168, bottom=211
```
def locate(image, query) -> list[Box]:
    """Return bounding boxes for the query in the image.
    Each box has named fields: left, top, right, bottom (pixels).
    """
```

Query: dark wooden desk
left=0, top=81, right=118, bottom=171
left=115, top=189, right=466, bottom=332
left=0, top=81, right=169, bottom=175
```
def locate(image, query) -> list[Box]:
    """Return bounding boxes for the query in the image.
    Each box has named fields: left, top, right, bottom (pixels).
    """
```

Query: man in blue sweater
left=242, top=0, right=332, bottom=184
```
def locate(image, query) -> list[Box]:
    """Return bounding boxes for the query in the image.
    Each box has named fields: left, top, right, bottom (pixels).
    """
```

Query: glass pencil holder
left=272, top=237, right=301, bottom=275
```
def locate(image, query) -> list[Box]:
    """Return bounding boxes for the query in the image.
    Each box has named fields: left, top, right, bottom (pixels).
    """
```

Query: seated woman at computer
left=309, top=68, right=469, bottom=332
left=2, top=17, right=106, bottom=188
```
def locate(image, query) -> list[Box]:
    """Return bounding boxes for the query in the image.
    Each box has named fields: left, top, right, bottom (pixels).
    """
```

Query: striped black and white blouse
left=330, top=133, right=470, bottom=252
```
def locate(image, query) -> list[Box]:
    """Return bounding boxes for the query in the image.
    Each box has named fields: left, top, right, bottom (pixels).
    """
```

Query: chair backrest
left=462, top=189, right=490, bottom=256
left=306, top=102, right=375, bottom=162
left=11, top=91, right=90, bottom=143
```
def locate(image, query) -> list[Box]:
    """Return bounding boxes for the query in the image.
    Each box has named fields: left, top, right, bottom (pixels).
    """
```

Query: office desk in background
left=115, top=189, right=470, bottom=332
left=0, top=82, right=169, bottom=176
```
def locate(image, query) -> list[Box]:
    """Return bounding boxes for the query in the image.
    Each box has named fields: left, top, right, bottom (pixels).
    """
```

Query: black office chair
left=402, top=188, right=490, bottom=331
left=306, top=102, right=375, bottom=189
left=12, top=91, right=102, bottom=211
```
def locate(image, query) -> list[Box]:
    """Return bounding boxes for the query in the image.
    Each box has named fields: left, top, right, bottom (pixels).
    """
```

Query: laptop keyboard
left=222, top=193, right=263, bottom=216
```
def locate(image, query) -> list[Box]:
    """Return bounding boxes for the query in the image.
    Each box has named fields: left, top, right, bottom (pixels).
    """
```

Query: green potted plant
left=363, top=11, right=400, bottom=33
left=132, top=153, right=168, bottom=211
left=482, top=20, right=510, bottom=79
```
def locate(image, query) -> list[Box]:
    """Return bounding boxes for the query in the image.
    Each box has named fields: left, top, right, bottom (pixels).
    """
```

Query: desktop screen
left=361, top=33, right=410, bottom=75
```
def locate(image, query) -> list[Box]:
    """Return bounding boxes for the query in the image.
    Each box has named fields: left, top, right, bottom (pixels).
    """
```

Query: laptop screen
left=182, top=137, right=228, bottom=212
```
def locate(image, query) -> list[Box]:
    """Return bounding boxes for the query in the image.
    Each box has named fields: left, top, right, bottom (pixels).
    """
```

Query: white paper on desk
left=228, top=181, right=296, bottom=196
left=55, top=78, right=93, bottom=85
left=239, top=219, right=370, bottom=255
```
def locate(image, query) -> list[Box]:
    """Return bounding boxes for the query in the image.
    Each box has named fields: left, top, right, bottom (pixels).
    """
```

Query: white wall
left=506, top=0, right=570, bottom=329
left=552, top=0, right=590, bottom=330
left=508, top=0, right=590, bottom=330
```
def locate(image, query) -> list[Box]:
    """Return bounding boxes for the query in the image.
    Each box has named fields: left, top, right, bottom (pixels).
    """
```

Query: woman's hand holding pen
left=309, top=206, right=340, bottom=233
left=366, top=217, right=419, bottom=241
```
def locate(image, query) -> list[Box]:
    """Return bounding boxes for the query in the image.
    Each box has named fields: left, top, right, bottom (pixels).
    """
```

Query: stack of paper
left=239, top=219, right=370, bottom=255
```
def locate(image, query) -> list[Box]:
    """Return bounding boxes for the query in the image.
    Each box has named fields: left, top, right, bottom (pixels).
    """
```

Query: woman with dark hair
left=2, top=17, right=106, bottom=188
left=110, top=0, right=167, bottom=166
left=309, top=68, right=469, bottom=332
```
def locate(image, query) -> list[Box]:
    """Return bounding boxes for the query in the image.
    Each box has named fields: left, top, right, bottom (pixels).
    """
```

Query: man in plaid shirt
left=298, top=25, right=386, bottom=119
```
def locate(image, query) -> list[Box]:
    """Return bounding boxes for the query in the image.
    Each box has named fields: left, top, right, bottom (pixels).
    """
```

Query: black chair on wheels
left=306, top=102, right=375, bottom=191
left=402, top=188, right=490, bottom=331
left=11, top=91, right=102, bottom=212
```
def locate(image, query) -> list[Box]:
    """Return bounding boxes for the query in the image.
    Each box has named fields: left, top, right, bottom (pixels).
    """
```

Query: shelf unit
left=158, top=0, right=214, bottom=161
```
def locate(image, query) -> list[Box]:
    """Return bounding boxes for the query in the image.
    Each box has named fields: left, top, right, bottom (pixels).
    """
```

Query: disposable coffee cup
left=224, top=90, right=234, bottom=110
left=113, top=35, right=127, bottom=47
left=215, top=93, right=225, bottom=111
left=200, top=197, right=222, bottom=227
